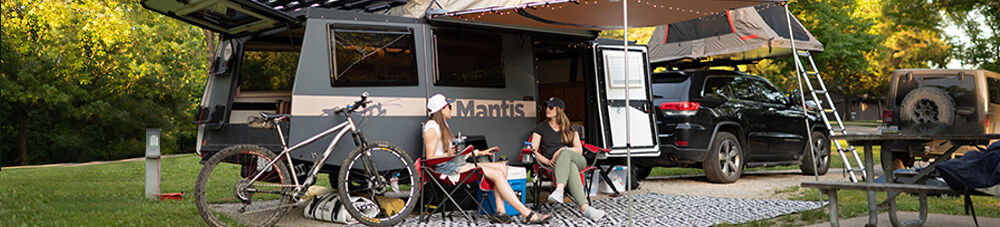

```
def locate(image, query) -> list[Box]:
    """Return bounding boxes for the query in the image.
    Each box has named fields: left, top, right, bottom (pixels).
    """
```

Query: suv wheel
left=799, top=133, right=831, bottom=175
left=703, top=132, right=743, bottom=183
left=900, top=87, right=955, bottom=124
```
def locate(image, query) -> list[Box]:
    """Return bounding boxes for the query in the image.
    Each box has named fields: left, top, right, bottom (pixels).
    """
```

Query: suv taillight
left=660, top=102, right=699, bottom=116
left=882, top=110, right=894, bottom=124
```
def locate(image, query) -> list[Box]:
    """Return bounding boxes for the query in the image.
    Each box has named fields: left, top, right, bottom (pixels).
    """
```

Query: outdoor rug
left=388, top=193, right=825, bottom=226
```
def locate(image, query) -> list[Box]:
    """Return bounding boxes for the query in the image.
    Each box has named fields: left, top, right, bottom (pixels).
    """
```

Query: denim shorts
left=434, top=155, right=467, bottom=175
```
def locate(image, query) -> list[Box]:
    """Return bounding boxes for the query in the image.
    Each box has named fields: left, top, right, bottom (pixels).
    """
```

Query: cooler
left=476, top=166, right=526, bottom=216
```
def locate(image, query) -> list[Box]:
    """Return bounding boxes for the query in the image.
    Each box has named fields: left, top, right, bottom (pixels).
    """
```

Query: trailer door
left=593, top=44, right=660, bottom=157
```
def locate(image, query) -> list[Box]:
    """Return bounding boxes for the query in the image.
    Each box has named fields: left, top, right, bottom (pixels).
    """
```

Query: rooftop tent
left=646, top=3, right=822, bottom=65
left=418, top=0, right=785, bottom=32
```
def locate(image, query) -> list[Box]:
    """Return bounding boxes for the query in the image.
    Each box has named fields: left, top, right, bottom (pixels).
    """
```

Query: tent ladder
left=792, top=50, right=867, bottom=183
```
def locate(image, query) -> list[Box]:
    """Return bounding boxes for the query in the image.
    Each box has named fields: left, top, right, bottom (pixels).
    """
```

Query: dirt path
left=3, top=154, right=192, bottom=170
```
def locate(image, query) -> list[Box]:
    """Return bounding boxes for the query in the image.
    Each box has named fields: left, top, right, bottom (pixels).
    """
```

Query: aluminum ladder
left=792, top=50, right=867, bottom=183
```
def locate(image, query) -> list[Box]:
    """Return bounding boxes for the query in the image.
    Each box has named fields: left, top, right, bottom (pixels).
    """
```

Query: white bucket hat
left=427, top=93, right=455, bottom=114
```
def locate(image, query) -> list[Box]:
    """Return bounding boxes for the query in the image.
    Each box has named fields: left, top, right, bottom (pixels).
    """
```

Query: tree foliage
left=1, top=0, right=210, bottom=166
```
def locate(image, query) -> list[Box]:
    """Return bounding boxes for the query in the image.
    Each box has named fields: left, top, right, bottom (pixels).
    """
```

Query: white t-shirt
left=423, top=120, right=450, bottom=157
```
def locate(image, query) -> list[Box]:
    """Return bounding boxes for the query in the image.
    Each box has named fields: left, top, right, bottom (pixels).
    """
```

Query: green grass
left=0, top=154, right=333, bottom=226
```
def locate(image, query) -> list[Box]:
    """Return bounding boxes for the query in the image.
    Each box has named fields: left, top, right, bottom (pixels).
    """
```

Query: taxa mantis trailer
left=142, top=0, right=778, bottom=174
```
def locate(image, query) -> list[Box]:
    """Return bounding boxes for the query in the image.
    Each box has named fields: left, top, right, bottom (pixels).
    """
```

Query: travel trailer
left=142, top=0, right=777, bottom=176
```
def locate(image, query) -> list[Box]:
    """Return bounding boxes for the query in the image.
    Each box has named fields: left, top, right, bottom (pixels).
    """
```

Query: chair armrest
left=422, top=156, right=456, bottom=166
left=582, top=142, right=611, bottom=154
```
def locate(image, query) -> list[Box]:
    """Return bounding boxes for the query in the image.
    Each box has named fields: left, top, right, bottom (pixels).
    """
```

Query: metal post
left=622, top=0, right=632, bottom=226
left=784, top=3, right=822, bottom=202
left=145, top=128, right=161, bottom=200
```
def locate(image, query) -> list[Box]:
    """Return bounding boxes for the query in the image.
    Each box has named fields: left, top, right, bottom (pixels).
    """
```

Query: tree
left=1, top=0, right=209, bottom=165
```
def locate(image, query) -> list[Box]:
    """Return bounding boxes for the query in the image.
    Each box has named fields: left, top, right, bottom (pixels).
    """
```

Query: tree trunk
left=17, top=108, right=28, bottom=166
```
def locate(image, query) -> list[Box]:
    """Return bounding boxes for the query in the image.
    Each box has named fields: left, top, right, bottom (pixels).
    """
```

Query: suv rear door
left=142, top=0, right=297, bottom=36
left=593, top=44, right=659, bottom=157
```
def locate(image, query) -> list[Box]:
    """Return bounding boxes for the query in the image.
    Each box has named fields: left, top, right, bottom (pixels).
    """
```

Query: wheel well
left=716, top=124, right=744, bottom=147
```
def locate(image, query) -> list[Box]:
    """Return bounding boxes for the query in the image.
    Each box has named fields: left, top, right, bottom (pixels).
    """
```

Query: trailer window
left=434, top=29, right=505, bottom=87
left=239, top=51, right=298, bottom=91
left=329, top=25, right=418, bottom=87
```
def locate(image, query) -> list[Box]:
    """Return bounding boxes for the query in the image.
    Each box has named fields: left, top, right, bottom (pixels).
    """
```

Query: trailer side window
left=433, top=29, right=505, bottom=88
left=240, top=51, right=298, bottom=91
left=329, top=25, right=418, bottom=87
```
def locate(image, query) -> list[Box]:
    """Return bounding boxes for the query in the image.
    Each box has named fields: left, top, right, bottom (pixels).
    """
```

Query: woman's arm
left=530, top=132, right=554, bottom=166
left=423, top=128, right=443, bottom=159
left=568, top=132, right=583, bottom=154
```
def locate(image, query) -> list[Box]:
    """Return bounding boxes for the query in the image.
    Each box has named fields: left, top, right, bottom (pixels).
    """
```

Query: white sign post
left=145, top=128, right=161, bottom=200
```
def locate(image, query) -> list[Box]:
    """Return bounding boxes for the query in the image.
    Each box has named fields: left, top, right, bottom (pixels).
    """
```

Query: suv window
left=329, top=24, right=418, bottom=87
left=989, top=77, right=1000, bottom=105
left=434, top=29, right=505, bottom=87
left=728, top=77, right=756, bottom=101
left=750, top=78, right=788, bottom=105
left=702, top=76, right=734, bottom=99
left=239, top=51, right=298, bottom=91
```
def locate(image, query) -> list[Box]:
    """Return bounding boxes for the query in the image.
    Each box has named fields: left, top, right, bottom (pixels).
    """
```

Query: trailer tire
left=900, top=87, right=955, bottom=124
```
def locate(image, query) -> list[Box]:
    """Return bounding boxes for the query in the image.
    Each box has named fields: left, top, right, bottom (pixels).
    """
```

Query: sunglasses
left=546, top=106, right=558, bottom=110
left=446, top=103, right=453, bottom=109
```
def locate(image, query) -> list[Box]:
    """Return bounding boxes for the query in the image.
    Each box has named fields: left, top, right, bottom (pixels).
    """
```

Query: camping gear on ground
left=303, top=193, right=379, bottom=224
left=936, top=143, right=1000, bottom=227
left=476, top=166, right=527, bottom=216
left=600, top=165, right=630, bottom=194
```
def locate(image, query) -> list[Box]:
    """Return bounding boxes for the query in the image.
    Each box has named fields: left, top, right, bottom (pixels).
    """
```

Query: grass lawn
left=0, top=154, right=332, bottom=226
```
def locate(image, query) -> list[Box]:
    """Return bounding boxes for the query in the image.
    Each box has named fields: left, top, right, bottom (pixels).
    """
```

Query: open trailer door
left=141, top=0, right=298, bottom=36
left=593, top=43, right=660, bottom=157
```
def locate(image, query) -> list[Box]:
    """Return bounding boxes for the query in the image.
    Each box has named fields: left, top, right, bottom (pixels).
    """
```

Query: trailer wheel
left=900, top=87, right=955, bottom=124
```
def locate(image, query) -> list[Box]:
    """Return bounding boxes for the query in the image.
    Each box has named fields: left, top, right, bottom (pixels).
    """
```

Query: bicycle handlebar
left=335, top=92, right=371, bottom=114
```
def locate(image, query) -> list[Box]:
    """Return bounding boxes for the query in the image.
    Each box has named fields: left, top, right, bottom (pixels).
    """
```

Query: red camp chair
left=418, top=146, right=496, bottom=222
left=520, top=125, right=620, bottom=211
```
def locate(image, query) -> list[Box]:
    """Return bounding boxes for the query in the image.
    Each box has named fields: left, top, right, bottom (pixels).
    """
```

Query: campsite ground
left=2, top=124, right=997, bottom=226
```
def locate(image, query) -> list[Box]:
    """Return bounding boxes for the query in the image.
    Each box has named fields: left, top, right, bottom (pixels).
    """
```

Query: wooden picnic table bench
left=804, top=134, right=1000, bottom=227
left=801, top=181, right=962, bottom=227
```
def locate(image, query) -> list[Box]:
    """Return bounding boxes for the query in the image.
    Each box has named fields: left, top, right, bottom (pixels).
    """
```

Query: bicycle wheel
left=337, top=141, right=420, bottom=226
left=195, top=144, right=295, bottom=227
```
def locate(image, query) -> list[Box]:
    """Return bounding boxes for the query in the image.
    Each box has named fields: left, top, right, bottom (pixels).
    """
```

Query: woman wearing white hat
left=423, top=93, right=550, bottom=224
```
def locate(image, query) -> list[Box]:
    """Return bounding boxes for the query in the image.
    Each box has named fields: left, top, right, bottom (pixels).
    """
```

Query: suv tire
left=703, top=132, right=743, bottom=183
left=799, top=133, right=831, bottom=175
left=900, top=87, right=955, bottom=124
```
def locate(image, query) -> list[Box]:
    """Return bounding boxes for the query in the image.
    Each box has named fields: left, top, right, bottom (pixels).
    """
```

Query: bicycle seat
left=259, top=112, right=291, bottom=121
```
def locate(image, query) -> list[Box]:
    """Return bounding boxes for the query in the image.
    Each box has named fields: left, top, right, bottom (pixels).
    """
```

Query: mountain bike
left=194, top=92, right=420, bottom=226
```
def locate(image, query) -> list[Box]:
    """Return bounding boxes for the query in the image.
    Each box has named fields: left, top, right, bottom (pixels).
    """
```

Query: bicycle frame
left=247, top=114, right=366, bottom=194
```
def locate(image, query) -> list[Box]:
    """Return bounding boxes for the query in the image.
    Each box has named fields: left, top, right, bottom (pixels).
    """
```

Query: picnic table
left=803, top=133, right=1000, bottom=227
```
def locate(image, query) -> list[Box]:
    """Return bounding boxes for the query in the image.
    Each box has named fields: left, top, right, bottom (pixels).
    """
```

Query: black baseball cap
left=545, top=97, right=565, bottom=109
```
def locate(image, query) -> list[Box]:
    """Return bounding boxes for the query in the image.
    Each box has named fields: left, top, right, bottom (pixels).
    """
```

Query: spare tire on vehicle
left=899, top=87, right=955, bottom=124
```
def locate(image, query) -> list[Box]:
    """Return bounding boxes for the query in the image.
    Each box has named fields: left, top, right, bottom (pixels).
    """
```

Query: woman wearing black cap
left=530, top=97, right=606, bottom=220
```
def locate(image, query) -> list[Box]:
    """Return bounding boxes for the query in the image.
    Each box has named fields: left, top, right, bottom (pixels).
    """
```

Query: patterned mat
left=390, top=193, right=825, bottom=226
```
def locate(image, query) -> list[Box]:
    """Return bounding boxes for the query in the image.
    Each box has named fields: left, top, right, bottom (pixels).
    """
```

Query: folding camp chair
left=417, top=145, right=496, bottom=222
left=520, top=125, right=620, bottom=211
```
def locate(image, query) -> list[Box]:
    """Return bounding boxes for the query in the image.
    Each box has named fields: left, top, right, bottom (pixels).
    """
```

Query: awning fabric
left=401, top=0, right=785, bottom=32
left=646, top=3, right=823, bottom=63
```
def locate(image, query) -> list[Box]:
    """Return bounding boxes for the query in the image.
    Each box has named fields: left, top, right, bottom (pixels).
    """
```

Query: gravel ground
left=629, top=168, right=851, bottom=200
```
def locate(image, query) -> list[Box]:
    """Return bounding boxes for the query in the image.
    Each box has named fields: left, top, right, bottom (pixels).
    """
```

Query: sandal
left=522, top=211, right=551, bottom=225
left=490, top=213, right=512, bottom=224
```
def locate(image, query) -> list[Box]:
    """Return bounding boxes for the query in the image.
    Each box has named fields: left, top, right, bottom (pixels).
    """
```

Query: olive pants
left=554, top=148, right=588, bottom=207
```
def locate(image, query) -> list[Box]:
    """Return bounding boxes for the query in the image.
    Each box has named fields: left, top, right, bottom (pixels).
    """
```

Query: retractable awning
left=427, top=0, right=786, bottom=32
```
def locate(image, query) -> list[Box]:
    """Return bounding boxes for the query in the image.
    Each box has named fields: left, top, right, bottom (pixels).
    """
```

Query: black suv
left=636, top=69, right=830, bottom=183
